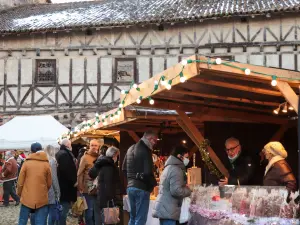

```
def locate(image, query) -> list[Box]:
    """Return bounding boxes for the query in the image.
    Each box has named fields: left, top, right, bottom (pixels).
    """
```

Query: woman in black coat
left=89, top=146, right=122, bottom=220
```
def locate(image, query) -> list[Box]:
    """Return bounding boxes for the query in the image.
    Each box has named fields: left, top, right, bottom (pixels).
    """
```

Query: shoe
left=15, top=202, right=20, bottom=206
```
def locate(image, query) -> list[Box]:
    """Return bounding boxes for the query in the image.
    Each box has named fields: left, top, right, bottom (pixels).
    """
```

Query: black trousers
left=3, top=180, right=19, bottom=206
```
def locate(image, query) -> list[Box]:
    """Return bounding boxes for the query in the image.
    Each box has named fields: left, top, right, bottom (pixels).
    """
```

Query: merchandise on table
left=189, top=185, right=300, bottom=225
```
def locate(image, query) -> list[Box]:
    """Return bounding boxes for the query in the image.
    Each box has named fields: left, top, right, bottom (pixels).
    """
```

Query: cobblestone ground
left=0, top=204, right=78, bottom=225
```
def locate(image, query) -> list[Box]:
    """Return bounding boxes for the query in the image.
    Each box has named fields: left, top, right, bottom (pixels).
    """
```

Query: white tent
left=0, top=115, right=69, bottom=150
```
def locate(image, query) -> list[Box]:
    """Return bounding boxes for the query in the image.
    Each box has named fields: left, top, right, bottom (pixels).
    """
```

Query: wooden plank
left=172, top=89, right=279, bottom=107
left=155, top=96, right=271, bottom=113
left=127, top=131, right=140, bottom=142
left=270, top=124, right=290, bottom=141
left=276, top=81, right=299, bottom=114
left=198, top=55, right=300, bottom=83
left=192, top=77, right=282, bottom=96
left=176, top=109, right=229, bottom=177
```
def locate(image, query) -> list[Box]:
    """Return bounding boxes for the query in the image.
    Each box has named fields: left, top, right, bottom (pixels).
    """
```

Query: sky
left=51, top=0, right=94, bottom=3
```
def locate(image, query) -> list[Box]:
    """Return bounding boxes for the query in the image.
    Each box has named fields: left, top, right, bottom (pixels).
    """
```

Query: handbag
left=88, top=177, right=98, bottom=195
left=179, top=197, right=191, bottom=224
left=72, top=195, right=88, bottom=216
left=103, top=200, right=120, bottom=224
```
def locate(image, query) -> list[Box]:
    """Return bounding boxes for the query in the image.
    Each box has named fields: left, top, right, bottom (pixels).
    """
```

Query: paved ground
left=0, top=204, right=78, bottom=225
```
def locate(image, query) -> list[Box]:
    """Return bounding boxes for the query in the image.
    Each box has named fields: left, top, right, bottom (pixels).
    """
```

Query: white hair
left=106, top=146, right=120, bottom=157
left=61, top=139, right=71, bottom=146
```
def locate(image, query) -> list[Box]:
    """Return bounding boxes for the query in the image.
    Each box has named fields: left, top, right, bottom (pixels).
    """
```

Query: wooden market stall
left=68, top=55, right=300, bottom=224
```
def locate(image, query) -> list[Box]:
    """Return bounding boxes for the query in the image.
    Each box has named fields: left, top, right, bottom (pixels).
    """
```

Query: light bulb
left=119, top=103, right=123, bottom=108
left=154, top=80, right=158, bottom=85
left=93, top=124, right=98, bottom=129
left=103, top=121, right=107, bottom=126
left=95, top=121, right=99, bottom=125
left=166, top=84, right=172, bottom=90
left=121, top=90, right=126, bottom=94
left=102, top=115, right=106, bottom=119
left=180, top=76, right=186, bottom=83
left=271, top=79, right=277, bottom=86
left=133, top=83, right=138, bottom=88
left=289, top=105, right=294, bottom=110
left=273, top=107, right=279, bottom=114
left=181, top=60, right=187, bottom=65
left=136, top=98, right=141, bottom=104
left=161, top=80, right=166, bottom=86
left=95, top=113, right=99, bottom=117
left=149, top=99, right=154, bottom=105
left=244, top=68, right=251, bottom=75
left=282, top=103, right=287, bottom=113
left=215, top=58, right=222, bottom=65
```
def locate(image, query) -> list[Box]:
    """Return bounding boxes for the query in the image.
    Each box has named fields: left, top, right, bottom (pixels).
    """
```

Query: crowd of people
left=0, top=130, right=297, bottom=225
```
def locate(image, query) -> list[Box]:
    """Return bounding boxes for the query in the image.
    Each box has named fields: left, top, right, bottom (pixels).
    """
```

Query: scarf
left=264, top=155, right=285, bottom=176
left=141, top=137, right=153, bottom=150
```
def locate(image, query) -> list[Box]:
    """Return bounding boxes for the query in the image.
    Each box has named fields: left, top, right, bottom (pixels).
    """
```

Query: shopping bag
left=54, top=201, right=63, bottom=222
left=179, top=197, right=191, bottom=224
left=72, top=195, right=88, bottom=216
left=103, top=200, right=120, bottom=224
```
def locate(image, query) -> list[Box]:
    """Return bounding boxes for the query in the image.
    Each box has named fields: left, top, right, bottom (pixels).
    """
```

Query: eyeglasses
left=225, top=144, right=240, bottom=153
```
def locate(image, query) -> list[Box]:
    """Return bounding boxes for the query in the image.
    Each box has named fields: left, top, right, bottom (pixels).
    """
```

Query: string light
left=117, top=110, right=122, bottom=115
left=215, top=58, right=222, bottom=65
left=136, top=96, right=143, bottom=104
left=102, top=115, right=106, bottom=119
left=271, top=76, right=277, bottom=86
left=244, top=68, right=251, bottom=75
left=149, top=97, right=154, bottom=105
left=95, top=113, right=99, bottom=117
left=179, top=72, right=186, bottom=83
left=181, top=59, right=188, bottom=65
left=154, top=80, right=158, bottom=85
left=166, top=80, right=172, bottom=90
left=133, top=83, right=138, bottom=88
left=121, top=90, right=126, bottom=94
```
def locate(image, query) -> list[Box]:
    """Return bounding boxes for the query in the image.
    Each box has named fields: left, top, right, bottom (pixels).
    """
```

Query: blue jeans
left=160, top=219, right=176, bottom=225
left=83, top=194, right=99, bottom=225
left=18, top=204, right=49, bottom=225
left=127, top=187, right=150, bottom=225
left=48, top=204, right=57, bottom=225
left=59, top=202, right=71, bottom=225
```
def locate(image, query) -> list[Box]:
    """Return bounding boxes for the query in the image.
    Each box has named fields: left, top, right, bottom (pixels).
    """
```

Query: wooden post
left=270, top=122, right=293, bottom=141
left=176, top=109, right=229, bottom=177
left=277, top=81, right=299, bottom=114
left=127, top=131, right=140, bottom=142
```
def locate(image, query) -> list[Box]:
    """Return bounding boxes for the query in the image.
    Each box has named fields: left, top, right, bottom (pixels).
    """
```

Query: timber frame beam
left=276, top=81, right=299, bottom=114
left=176, top=109, right=229, bottom=177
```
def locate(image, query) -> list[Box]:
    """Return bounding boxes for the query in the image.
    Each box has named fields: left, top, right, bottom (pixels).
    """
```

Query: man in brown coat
left=77, top=139, right=100, bottom=225
left=0, top=151, right=20, bottom=207
left=17, top=142, right=52, bottom=225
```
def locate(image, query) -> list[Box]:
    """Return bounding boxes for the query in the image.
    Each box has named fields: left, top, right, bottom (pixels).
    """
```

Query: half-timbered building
left=0, top=0, right=300, bottom=126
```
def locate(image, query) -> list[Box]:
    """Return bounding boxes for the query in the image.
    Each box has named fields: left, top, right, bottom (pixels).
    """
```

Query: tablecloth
left=123, top=195, right=159, bottom=225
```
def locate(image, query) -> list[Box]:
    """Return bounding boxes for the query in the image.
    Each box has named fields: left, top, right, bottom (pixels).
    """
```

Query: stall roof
left=78, top=55, right=299, bottom=133
left=0, top=115, right=69, bottom=150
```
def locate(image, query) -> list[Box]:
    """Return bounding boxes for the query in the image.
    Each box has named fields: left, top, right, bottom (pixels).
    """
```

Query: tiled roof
left=0, top=0, right=300, bottom=33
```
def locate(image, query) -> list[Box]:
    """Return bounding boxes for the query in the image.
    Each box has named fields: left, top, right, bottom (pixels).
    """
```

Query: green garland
left=199, top=139, right=223, bottom=179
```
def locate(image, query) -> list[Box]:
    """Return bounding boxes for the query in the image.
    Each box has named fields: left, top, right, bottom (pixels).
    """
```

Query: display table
left=123, top=195, right=159, bottom=225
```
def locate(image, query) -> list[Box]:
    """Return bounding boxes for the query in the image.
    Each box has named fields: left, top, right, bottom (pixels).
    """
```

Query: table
left=123, top=195, right=159, bottom=225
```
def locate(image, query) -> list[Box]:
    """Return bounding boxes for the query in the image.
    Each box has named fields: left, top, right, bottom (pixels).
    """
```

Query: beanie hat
left=263, top=142, right=287, bottom=158
left=31, top=142, right=42, bottom=153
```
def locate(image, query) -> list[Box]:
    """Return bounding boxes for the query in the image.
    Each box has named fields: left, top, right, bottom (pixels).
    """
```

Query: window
left=36, top=59, right=56, bottom=84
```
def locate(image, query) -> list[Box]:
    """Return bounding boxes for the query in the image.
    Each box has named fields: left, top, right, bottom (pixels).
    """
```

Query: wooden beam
left=192, top=77, right=281, bottom=96
left=176, top=109, right=229, bottom=177
left=155, top=96, right=271, bottom=113
left=172, top=89, right=279, bottom=107
left=127, top=131, right=140, bottom=142
left=198, top=55, right=300, bottom=83
left=276, top=81, right=299, bottom=114
left=270, top=121, right=296, bottom=141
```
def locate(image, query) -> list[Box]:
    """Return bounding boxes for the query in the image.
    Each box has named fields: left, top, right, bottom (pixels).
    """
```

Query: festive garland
left=59, top=57, right=293, bottom=141
left=199, top=139, right=223, bottom=179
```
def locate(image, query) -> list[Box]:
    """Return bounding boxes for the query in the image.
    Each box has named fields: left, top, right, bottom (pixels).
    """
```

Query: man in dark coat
left=89, top=146, right=122, bottom=223
left=56, top=139, right=77, bottom=225
left=122, top=130, right=158, bottom=225
left=219, top=137, right=255, bottom=186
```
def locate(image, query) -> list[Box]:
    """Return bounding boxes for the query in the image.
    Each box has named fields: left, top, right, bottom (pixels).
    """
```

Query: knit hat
left=31, top=142, right=42, bottom=153
left=263, top=142, right=287, bottom=158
